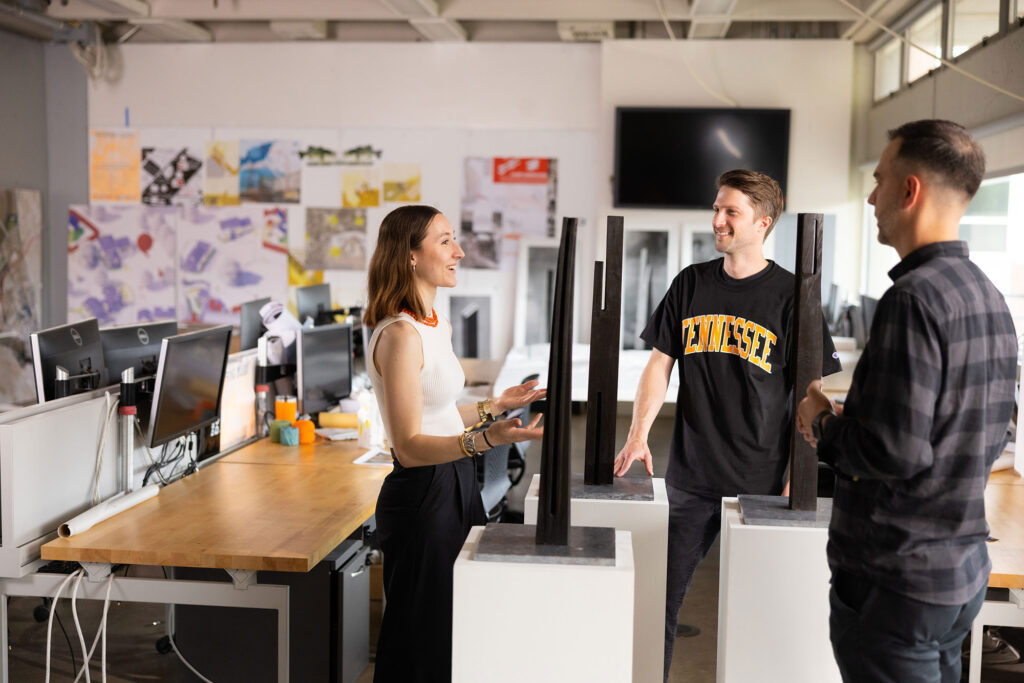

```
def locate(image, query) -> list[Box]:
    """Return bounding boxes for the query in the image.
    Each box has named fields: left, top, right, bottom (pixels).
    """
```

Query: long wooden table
left=41, top=439, right=388, bottom=572
left=0, top=438, right=391, bottom=683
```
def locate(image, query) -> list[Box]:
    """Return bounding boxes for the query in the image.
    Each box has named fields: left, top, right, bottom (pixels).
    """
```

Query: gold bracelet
left=477, top=398, right=495, bottom=424
left=458, top=431, right=480, bottom=458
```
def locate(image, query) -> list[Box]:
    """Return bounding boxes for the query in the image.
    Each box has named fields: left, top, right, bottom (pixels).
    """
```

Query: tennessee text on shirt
left=680, top=314, right=778, bottom=373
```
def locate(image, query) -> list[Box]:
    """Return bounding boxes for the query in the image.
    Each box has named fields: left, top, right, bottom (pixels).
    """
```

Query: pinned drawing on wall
left=459, top=157, right=557, bottom=271
left=0, top=188, right=43, bottom=406
left=304, top=208, right=367, bottom=270
left=262, top=206, right=289, bottom=254
left=621, top=226, right=678, bottom=350
left=204, top=140, right=241, bottom=206
left=342, top=167, right=381, bottom=208
left=513, top=237, right=561, bottom=347
left=381, top=163, right=421, bottom=202
left=239, top=139, right=302, bottom=204
left=67, top=205, right=177, bottom=325
left=141, top=147, right=203, bottom=205
left=690, top=230, right=718, bottom=265
left=176, top=205, right=288, bottom=325
left=89, top=130, right=141, bottom=203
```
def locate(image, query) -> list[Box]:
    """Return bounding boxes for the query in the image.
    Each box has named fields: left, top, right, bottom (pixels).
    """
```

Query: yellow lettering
left=749, top=326, right=766, bottom=368
left=758, top=329, right=777, bottom=373
left=682, top=318, right=695, bottom=355
left=709, top=315, right=726, bottom=353
left=740, top=320, right=755, bottom=359
left=720, top=316, right=737, bottom=355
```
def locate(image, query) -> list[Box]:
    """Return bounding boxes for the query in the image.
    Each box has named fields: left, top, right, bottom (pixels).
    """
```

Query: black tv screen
left=614, top=107, right=791, bottom=210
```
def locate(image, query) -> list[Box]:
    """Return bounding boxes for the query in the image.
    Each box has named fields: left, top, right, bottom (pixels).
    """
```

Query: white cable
left=653, top=0, right=741, bottom=107
left=167, top=623, right=215, bottom=683
left=70, top=572, right=92, bottom=683
left=72, top=573, right=115, bottom=683
left=835, top=0, right=1024, bottom=104
left=92, top=393, right=120, bottom=504
left=46, top=569, right=83, bottom=683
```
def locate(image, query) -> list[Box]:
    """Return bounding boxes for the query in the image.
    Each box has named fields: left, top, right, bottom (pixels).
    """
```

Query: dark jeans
left=830, top=570, right=987, bottom=683
left=664, top=484, right=721, bottom=682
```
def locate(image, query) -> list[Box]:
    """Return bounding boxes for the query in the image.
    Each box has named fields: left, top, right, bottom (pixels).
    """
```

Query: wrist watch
left=811, top=410, right=834, bottom=442
left=460, top=431, right=481, bottom=458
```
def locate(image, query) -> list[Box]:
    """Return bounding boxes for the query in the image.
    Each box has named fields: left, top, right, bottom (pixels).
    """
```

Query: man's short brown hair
left=716, top=169, right=785, bottom=238
left=887, top=119, right=986, bottom=200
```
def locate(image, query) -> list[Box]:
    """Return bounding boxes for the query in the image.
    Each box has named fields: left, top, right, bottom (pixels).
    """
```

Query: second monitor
left=296, top=322, right=353, bottom=420
left=295, top=283, right=331, bottom=325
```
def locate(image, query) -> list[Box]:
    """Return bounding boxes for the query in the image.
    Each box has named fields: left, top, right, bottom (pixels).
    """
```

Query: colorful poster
left=382, top=163, right=421, bottom=202
left=177, top=205, right=289, bottom=325
left=239, top=139, right=301, bottom=204
left=204, top=140, right=240, bottom=206
left=304, top=208, right=367, bottom=270
left=342, top=167, right=380, bottom=208
left=67, top=205, right=177, bottom=325
left=141, top=147, right=203, bottom=205
left=459, top=156, right=558, bottom=270
left=89, top=130, right=141, bottom=203
left=0, top=188, right=43, bottom=406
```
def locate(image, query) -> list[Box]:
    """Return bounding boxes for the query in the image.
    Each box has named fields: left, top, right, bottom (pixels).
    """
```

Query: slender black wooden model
left=789, top=213, right=824, bottom=512
left=584, top=216, right=624, bottom=485
left=535, top=217, right=577, bottom=546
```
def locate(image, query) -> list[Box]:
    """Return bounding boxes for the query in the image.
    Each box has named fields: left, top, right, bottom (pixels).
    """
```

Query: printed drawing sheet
left=177, top=204, right=289, bottom=325
left=67, top=204, right=177, bottom=325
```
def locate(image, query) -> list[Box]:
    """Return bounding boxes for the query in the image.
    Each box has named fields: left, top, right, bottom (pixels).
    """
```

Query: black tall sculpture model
left=789, top=213, right=824, bottom=512
left=584, top=216, right=623, bottom=486
left=535, top=217, right=577, bottom=547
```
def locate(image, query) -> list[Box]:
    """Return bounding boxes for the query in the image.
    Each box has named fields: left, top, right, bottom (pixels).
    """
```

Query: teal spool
left=280, top=425, right=300, bottom=446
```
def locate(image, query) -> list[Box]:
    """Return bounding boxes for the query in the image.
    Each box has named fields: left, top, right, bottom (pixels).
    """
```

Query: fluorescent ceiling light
left=128, top=18, right=212, bottom=41
left=269, top=20, right=328, bottom=40
left=80, top=0, right=150, bottom=18
left=691, top=0, right=737, bottom=16
left=688, top=19, right=731, bottom=39
left=378, top=0, right=438, bottom=19
left=409, top=17, right=467, bottom=41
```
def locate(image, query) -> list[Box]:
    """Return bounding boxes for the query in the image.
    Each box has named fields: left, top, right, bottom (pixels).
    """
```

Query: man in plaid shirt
left=797, top=119, right=1018, bottom=682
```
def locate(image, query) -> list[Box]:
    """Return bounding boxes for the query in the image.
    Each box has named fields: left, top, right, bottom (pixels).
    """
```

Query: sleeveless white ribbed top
left=367, top=311, right=466, bottom=439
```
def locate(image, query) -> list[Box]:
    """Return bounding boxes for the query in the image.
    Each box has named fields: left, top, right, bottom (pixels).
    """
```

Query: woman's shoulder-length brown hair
left=364, top=205, right=440, bottom=328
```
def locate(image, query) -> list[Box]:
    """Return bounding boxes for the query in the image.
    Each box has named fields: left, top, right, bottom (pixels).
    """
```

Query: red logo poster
left=493, top=157, right=549, bottom=184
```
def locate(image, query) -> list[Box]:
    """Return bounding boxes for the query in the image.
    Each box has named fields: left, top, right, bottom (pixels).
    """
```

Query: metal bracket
left=80, top=562, right=114, bottom=582
left=1010, top=588, right=1024, bottom=608
left=225, top=568, right=256, bottom=589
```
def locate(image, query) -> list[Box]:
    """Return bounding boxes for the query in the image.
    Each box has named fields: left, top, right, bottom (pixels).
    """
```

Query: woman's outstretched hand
left=485, top=413, right=543, bottom=447
left=494, top=380, right=546, bottom=414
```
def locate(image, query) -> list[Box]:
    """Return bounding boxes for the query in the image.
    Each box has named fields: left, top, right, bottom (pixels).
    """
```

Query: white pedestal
left=453, top=525, right=635, bottom=683
left=525, top=473, right=668, bottom=683
left=717, top=497, right=840, bottom=683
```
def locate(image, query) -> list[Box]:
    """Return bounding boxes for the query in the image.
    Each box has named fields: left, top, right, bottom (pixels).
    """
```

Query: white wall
left=599, top=40, right=857, bottom=300
left=85, top=40, right=858, bottom=355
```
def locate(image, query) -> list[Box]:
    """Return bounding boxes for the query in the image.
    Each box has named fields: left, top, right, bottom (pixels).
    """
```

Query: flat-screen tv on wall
left=613, top=107, right=791, bottom=210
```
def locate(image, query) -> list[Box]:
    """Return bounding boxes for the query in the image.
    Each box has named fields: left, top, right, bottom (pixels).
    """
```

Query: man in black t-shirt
left=614, top=169, right=841, bottom=681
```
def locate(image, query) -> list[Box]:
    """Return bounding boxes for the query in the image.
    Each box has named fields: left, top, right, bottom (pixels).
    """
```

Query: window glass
left=951, top=0, right=1001, bottom=57
left=958, top=224, right=1008, bottom=251
left=907, top=5, right=942, bottom=82
left=965, top=180, right=1009, bottom=217
left=874, top=39, right=901, bottom=100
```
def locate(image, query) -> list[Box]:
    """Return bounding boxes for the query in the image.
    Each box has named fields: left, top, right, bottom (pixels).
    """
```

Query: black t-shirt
left=641, top=259, right=842, bottom=498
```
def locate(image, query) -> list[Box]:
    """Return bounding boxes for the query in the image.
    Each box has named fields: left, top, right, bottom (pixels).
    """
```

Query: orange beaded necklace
left=402, top=307, right=439, bottom=327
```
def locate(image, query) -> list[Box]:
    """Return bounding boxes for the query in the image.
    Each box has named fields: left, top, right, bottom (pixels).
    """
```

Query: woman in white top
left=364, top=205, right=543, bottom=683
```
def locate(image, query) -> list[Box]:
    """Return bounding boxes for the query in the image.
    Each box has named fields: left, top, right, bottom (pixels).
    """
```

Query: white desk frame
left=0, top=565, right=290, bottom=682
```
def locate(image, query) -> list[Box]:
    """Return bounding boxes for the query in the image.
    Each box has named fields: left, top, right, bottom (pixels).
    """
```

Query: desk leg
left=968, top=611, right=984, bottom=683
left=0, top=574, right=291, bottom=682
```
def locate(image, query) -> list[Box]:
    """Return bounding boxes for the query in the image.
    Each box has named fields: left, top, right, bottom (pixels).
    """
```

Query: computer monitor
left=239, top=297, right=270, bottom=351
left=295, top=284, right=331, bottom=325
left=100, top=320, right=178, bottom=382
left=147, top=325, right=233, bottom=448
left=296, top=322, right=353, bottom=418
left=30, top=318, right=108, bottom=403
left=860, top=295, right=879, bottom=342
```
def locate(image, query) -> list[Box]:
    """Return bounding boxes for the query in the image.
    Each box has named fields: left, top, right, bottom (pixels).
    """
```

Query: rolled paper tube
left=280, top=425, right=300, bottom=446
left=58, top=485, right=160, bottom=538
left=318, top=412, right=359, bottom=429
left=275, top=395, right=298, bottom=422
left=293, top=419, right=316, bottom=444
left=269, top=419, right=292, bottom=443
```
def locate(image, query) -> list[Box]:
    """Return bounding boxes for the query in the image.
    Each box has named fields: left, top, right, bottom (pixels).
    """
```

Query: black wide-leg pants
left=373, top=456, right=486, bottom=683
